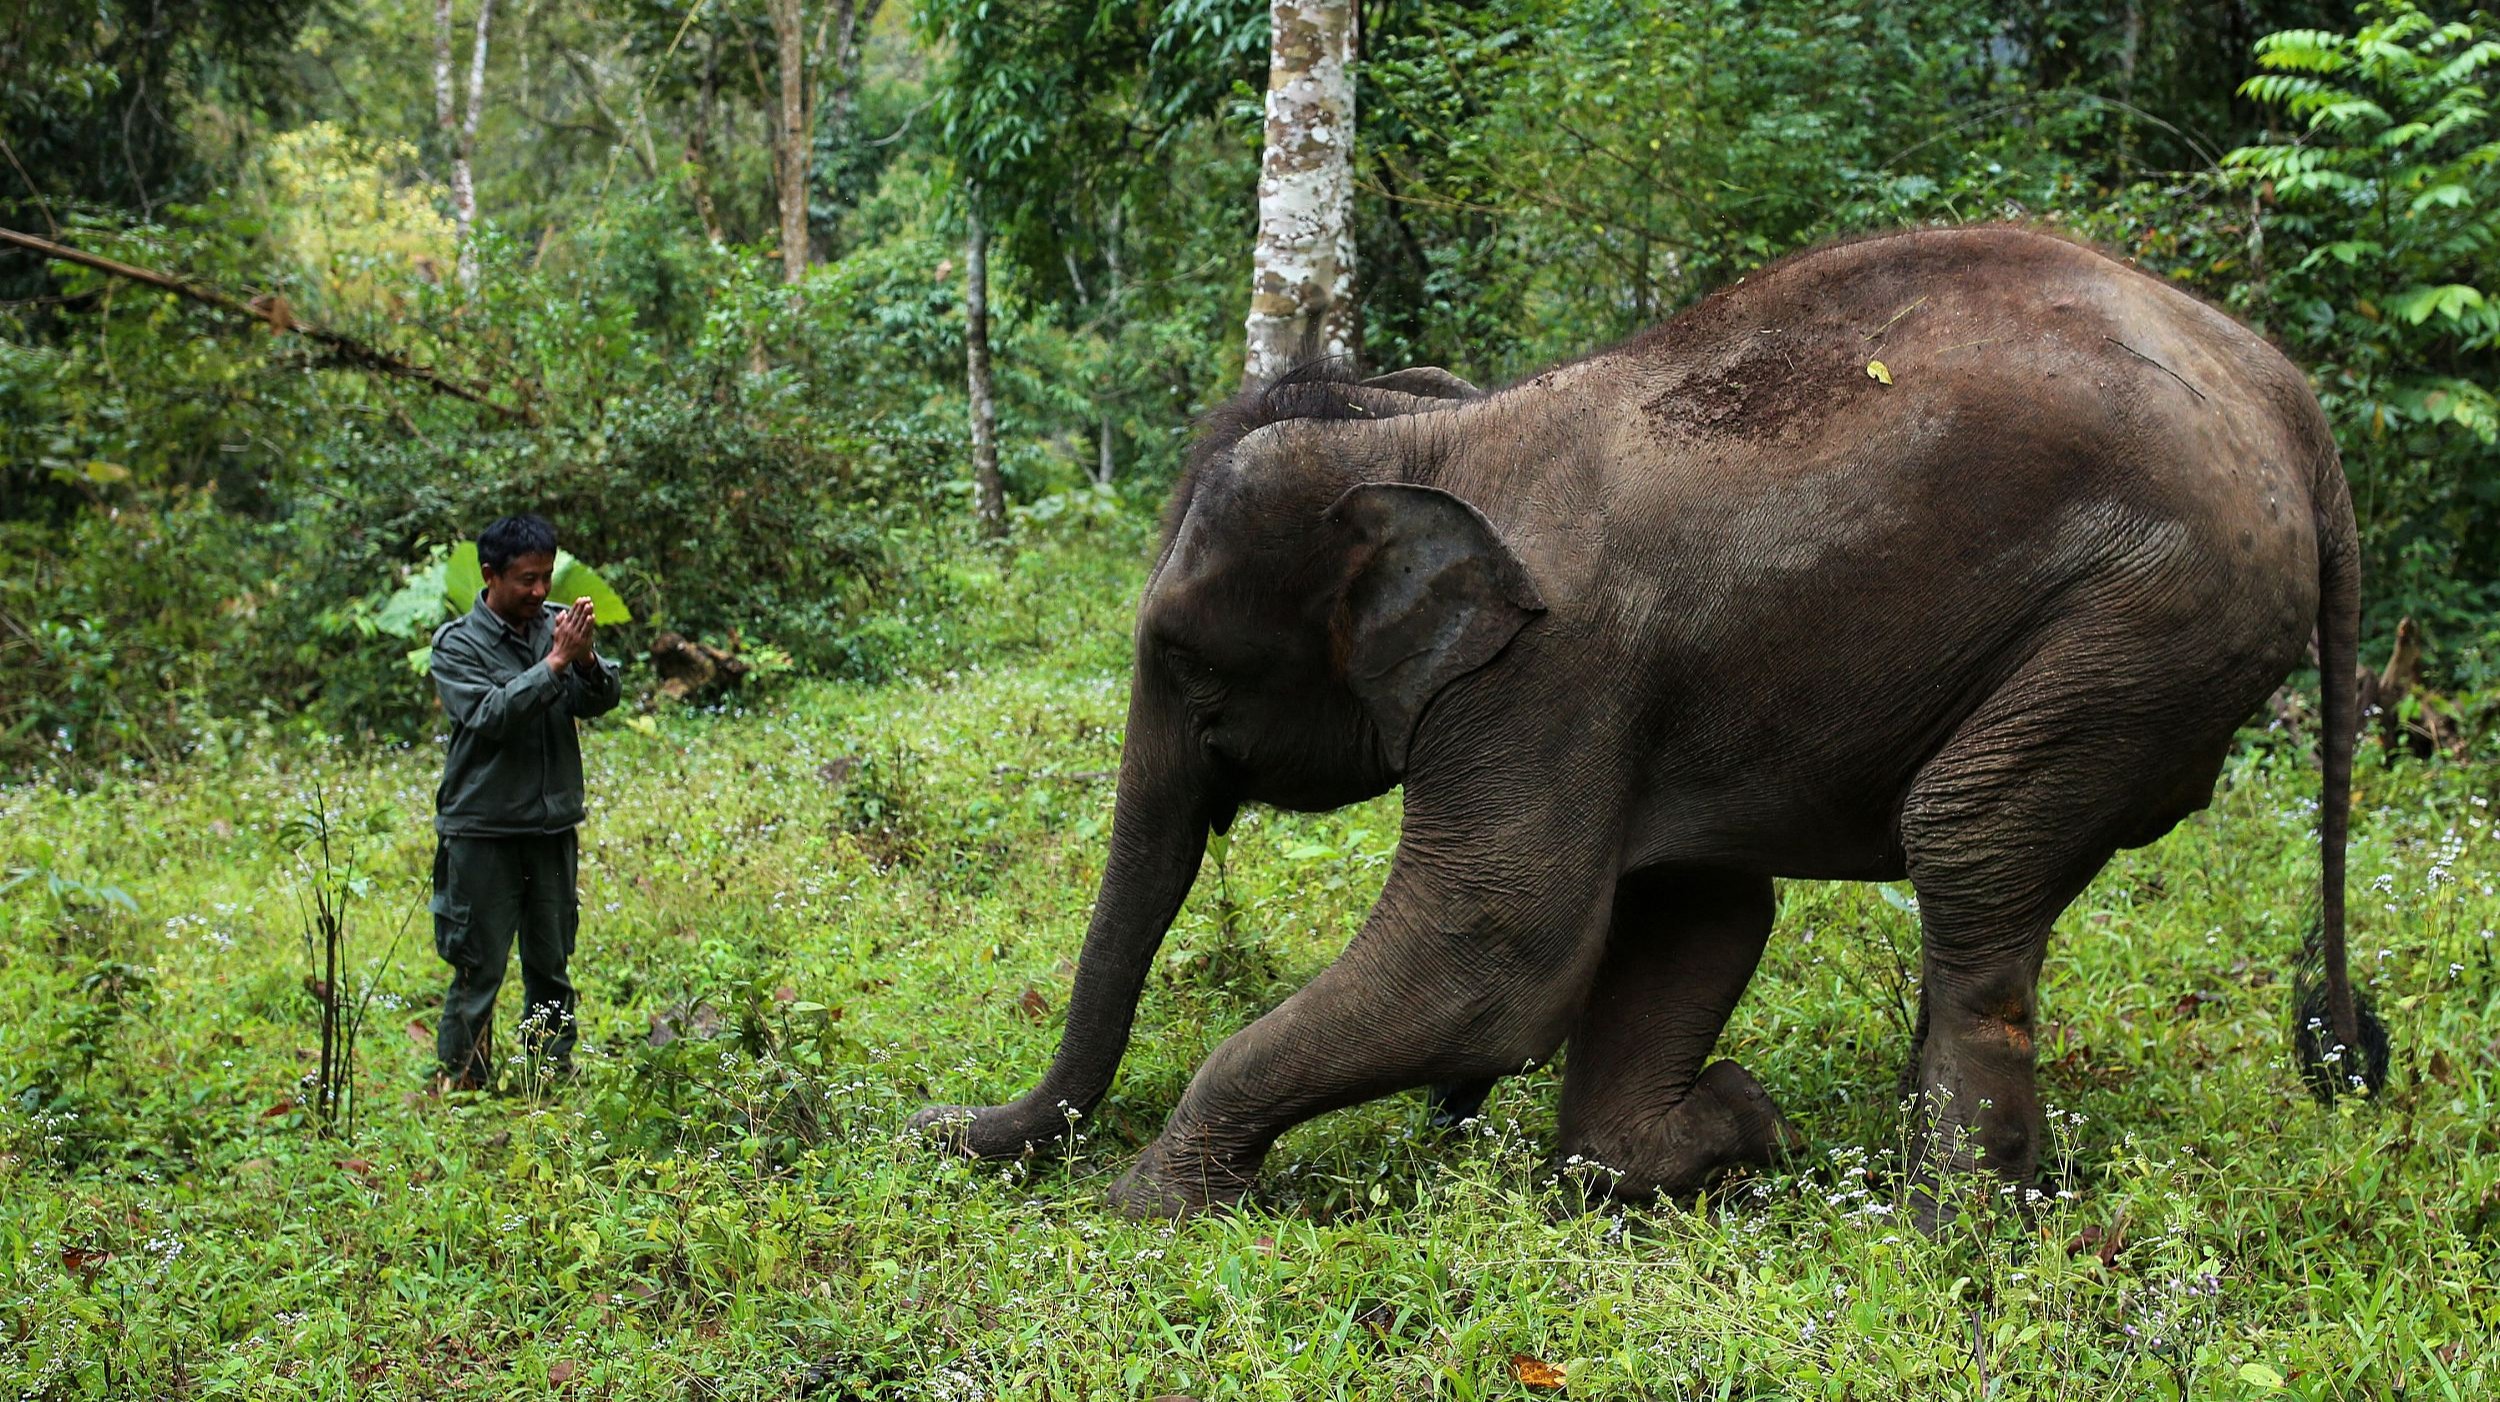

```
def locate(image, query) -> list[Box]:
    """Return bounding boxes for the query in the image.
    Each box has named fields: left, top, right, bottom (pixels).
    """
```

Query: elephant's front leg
left=1107, top=839, right=1617, bottom=1217
left=1554, top=868, right=1802, bottom=1199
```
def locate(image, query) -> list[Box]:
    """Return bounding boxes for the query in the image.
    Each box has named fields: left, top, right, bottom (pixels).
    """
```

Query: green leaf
left=2408, top=182, right=2473, bottom=212
left=373, top=558, right=452, bottom=639
left=446, top=542, right=485, bottom=612
left=2387, top=283, right=2488, bottom=326
left=2305, top=97, right=2392, bottom=131
left=552, top=551, right=632, bottom=625
left=2238, top=1362, right=2286, bottom=1389
left=2300, top=239, right=2384, bottom=269
left=439, top=544, right=628, bottom=624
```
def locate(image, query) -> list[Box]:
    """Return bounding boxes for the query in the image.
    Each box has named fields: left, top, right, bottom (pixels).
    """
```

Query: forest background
left=6, top=3, right=2500, bottom=1396
left=4, top=0, right=2497, bottom=777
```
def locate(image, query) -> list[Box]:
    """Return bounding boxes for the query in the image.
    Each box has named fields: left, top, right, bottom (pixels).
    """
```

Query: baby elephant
left=914, top=225, right=2381, bottom=1220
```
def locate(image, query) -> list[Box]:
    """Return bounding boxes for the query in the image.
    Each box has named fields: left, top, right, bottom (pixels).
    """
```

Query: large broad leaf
left=551, top=551, right=631, bottom=625
left=447, top=542, right=486, bottom=611
left=373, top=556, right=452, bottom=639
left=442, top=542, right=631, bottom=625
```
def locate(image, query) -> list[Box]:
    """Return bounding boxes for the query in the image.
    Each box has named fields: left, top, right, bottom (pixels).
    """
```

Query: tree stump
left=2355, top=618, right=2464, bottom=762
left=649, top=632, right=750, bottom=702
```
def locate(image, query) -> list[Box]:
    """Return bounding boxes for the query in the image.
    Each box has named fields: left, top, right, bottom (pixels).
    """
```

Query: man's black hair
left=478, top=514, right=558, bottom=573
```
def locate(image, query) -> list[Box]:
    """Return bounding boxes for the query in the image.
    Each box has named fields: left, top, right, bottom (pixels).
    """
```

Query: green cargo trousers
left=432, top=832, right=579, bottom=1085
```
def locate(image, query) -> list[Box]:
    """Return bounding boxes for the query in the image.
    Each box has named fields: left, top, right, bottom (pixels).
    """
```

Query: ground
left=2, top=526, right=2495, bottom=1400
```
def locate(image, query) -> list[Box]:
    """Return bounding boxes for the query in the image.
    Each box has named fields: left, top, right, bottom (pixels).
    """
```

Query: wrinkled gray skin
left=913, top=227, right=2362, bottom=1221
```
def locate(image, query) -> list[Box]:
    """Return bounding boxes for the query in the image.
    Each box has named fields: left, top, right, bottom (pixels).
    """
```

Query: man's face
left=481, top=551, right=556, bottom=627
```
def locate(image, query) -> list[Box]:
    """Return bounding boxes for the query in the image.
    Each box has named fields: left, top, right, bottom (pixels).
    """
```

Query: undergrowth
left=1, top=523, right=2494, bottom=1399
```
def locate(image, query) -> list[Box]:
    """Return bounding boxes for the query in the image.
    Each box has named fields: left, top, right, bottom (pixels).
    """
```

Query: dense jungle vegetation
left=3, top=0, right=2498, bottom=1398
left=3, top=0, right=2496, bottom=772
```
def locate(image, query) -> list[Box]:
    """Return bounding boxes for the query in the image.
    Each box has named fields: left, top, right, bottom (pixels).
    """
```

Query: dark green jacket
left=431, top=595, right=624, bottom=836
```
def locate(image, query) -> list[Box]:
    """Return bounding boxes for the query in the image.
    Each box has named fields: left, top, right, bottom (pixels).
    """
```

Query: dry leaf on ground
left=1510, top=1353, right=1568, bottom=1391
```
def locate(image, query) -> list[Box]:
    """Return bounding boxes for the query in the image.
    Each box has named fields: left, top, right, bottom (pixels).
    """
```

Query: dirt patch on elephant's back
left=1642, top=322, right=1877, bottom=444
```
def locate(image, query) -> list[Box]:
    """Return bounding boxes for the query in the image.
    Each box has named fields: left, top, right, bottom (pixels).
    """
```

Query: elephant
left=912, top=224, right=2386, bottom=1220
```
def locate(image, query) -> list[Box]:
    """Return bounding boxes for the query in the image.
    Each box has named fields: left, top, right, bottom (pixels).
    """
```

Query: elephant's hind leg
left=1894, top=615, right=2257, bottom=1224
left=1553, top=868, right=1801, bottom=1199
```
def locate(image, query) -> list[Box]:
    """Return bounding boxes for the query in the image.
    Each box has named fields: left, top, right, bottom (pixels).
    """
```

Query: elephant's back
left=1504, top=229, right=2332, bottom=877
left=1587, top=225, right=2325, bottom=600
left=1617, top=225, right=2307, bottom=472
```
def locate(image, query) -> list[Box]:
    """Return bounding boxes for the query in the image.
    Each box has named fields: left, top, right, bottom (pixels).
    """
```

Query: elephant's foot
left=906, top=1099, right=1078, bottom=1161
left=1558, top=1060, right=1804, bottom=1203
left=1901, top=1045, right=2044, bottom=1233
left=1425, top=1076, right=1497, bottom=1131
left=1104, top=1135, right=1259, bottom=1220
left=1905, top=1142, right=2047, bottom=1235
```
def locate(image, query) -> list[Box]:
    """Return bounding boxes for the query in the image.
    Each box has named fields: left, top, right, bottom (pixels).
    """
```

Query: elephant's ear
left=1326, top=483, right=1545, bottom=768
left=1359, top=366, right=1485, bottom=401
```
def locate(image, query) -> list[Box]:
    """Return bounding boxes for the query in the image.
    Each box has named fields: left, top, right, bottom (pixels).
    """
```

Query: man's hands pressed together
left=547, top=598, right=596, bottom=674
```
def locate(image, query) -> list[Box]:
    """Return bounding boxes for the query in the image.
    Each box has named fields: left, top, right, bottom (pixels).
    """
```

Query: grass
left=2, top=517, right=2496, bottom=1400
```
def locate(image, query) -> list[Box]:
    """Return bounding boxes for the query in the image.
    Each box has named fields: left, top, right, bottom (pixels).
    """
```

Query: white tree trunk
left=966, top=197, right=1003, bottom=537
left=1323, top=181, right=1357, bottom=365
left=1243, top=0, right=1356, bottom=385
left=436, top=0, right=494, bottom=293
left=433, top=0, right=454, bottom=286
left=433, top=0, right=455, bottom=138
left=769, top=0, right=811, bottom=285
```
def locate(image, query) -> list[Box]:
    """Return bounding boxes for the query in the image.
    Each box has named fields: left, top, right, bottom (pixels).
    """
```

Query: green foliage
left=1, top=538, right=2496, bottom=1395
left=291, top=539, right=635, bottom=683
left=2, top=176, right=1126, bottom=771
left=0, top=0, right=324, bottom=246
left=5, top=0, right=2498, bottom=758
left=2220, top=2, right=2500, bottom=677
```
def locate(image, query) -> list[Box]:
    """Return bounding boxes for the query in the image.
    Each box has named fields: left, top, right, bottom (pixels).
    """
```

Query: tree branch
left=0, top=227, right=536, bottom=424
left=561, top=47, right=659, bottom=179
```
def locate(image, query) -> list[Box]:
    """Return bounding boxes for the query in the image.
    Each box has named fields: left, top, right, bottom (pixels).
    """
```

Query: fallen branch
left=0, top=226, right=535, bottom=424
left=2356, top=617, right=2465, bottom=762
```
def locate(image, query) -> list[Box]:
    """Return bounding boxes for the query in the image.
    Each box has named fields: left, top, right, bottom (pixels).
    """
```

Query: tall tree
left=914, top=0, right=1268, bottom=517
left=1243, top=0, right=1356, bottom=383
left=680, top=28, right=729, bottom=246
left=434, top=0, right=496, bottom=292
left=766, top=0, right=811, bottom=283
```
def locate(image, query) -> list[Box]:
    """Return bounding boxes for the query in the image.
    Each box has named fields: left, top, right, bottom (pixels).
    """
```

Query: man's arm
left=433, top=634, right=565, bottom=739
left=565, top=650, right=625, bottom=718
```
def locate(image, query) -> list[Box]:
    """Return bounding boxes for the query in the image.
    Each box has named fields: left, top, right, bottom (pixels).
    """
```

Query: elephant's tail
left=2294, top=441, right=2387, bottom=1100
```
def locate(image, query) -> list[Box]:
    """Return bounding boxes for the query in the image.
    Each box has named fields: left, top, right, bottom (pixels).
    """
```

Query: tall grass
left=3, top=523, right=2493, bottom=1399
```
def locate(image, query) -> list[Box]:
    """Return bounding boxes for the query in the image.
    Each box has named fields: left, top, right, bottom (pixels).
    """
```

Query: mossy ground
left=3, top=524, right=2495, bottom=1399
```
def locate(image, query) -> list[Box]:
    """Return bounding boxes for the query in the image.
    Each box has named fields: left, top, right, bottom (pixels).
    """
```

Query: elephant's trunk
left=914, top=684, right=1213, bottom=1156
left=1025, top=731, right=1212, bottom=1117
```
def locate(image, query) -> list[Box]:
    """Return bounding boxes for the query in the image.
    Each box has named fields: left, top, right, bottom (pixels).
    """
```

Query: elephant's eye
left=1163, top=646, right=1223, bottom=708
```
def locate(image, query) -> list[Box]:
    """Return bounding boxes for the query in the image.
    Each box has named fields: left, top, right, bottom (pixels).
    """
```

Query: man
left=428, top=513, right=622, bottom=1090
